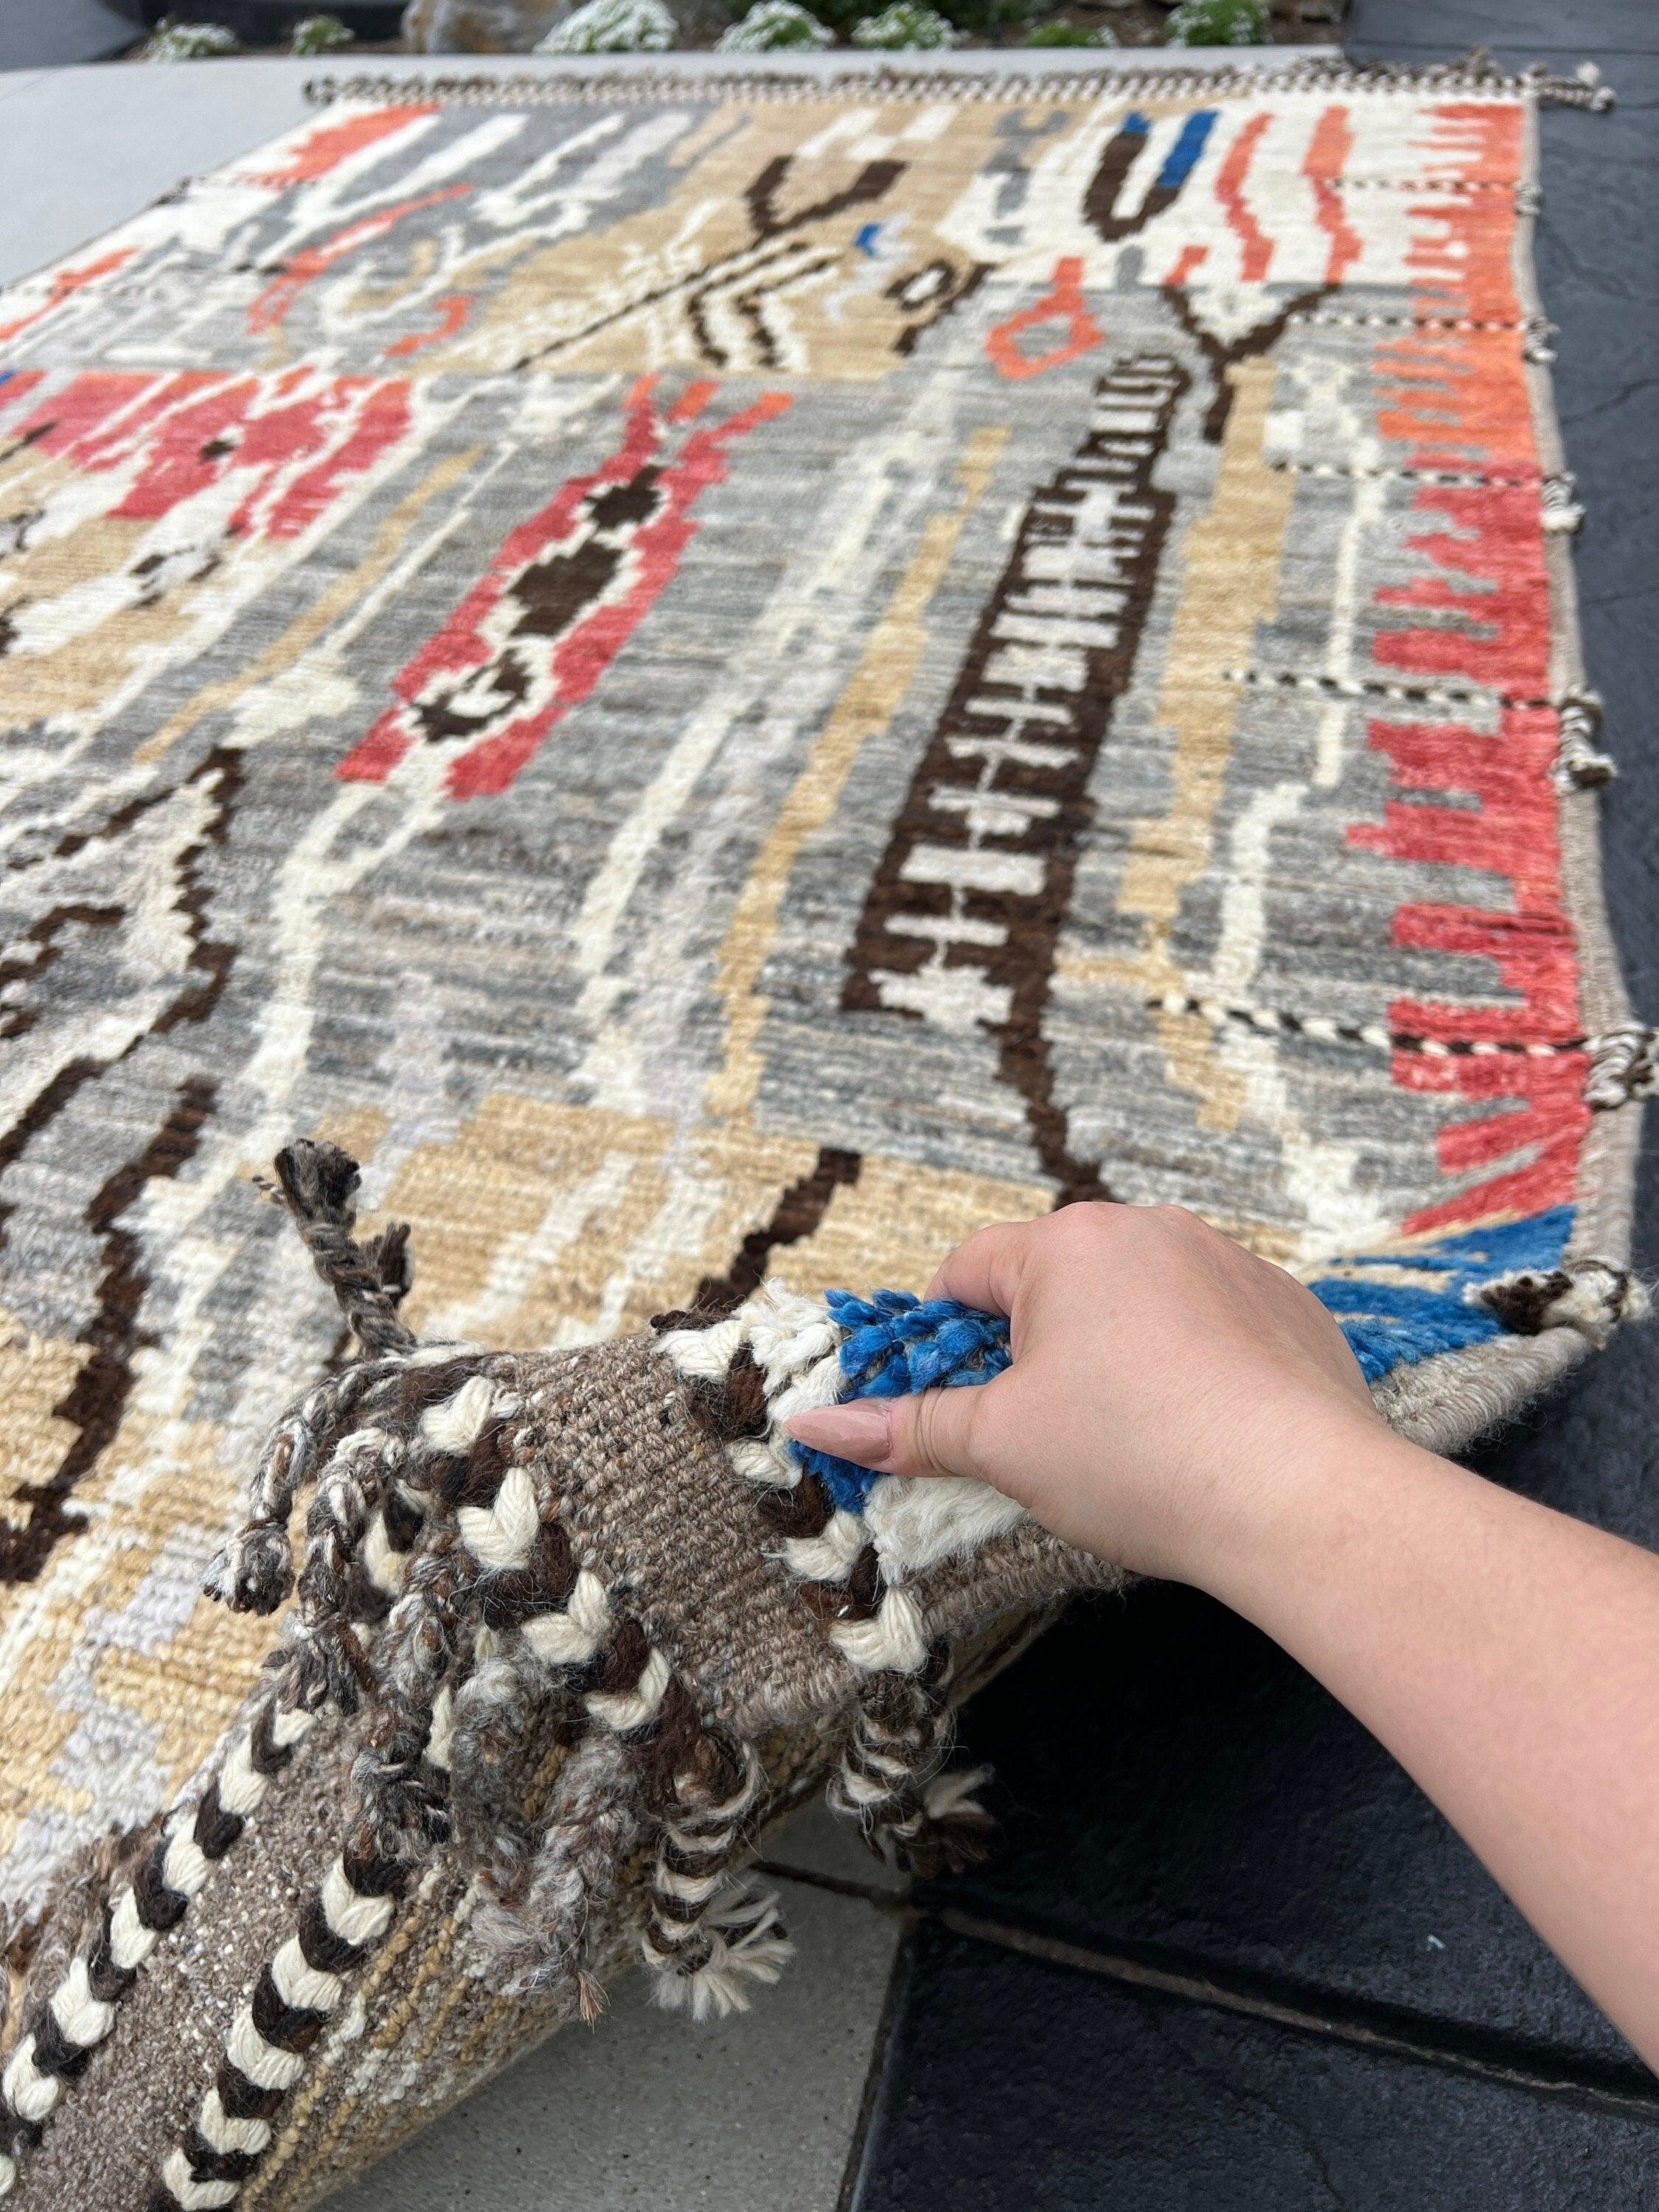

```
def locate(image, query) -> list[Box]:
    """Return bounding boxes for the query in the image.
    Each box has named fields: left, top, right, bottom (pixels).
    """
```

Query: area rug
left=0, top=49, right=1647, bottom=2211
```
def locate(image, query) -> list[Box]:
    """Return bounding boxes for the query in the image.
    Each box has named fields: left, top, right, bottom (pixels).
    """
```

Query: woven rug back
left=0, top=58, right=1644, bottom=2203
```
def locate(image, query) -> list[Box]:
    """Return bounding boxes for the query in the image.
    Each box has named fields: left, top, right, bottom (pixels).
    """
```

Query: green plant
left=798, top=0, right=1017, bottom=39
left=716, top=0, right=833, bottom=46
left=1021, top=17, right=1116, bottom=42
left=934, top=0, right=1037, bottom=29
left=290, top=13, right=355, bottom=51
left=849, top=0, right=957, bottom=45
left=539, top=0, right=679, bottom=46
left=1165, top=0, right=1267, bottom=44
left=143, top=15, right=241, bottom=55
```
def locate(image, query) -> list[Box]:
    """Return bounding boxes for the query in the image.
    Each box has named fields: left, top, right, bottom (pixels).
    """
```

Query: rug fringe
left=304, top=48, right=1616, bottom=114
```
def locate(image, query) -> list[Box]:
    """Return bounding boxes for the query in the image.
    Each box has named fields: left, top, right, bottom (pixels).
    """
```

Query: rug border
left=302, top=49, right=1616, bottom=113
left=1376, top=85, right=1644, bottom=1453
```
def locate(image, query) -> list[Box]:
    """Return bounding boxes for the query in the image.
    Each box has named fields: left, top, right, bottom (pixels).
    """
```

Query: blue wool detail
left=1121, top=108, right=1151, bottom=138
left=854, top=222, right=883, bottom=256
left=790, top=1292, right=1011, bottom=1512
left=1310, top=1207, right=1575, bottom=1385
left=786, top=1208, right=1576, bottom=1508
left=1156, top=110, right=1218, bottom=190
left=830, top=1287, right=1012, bottom=1397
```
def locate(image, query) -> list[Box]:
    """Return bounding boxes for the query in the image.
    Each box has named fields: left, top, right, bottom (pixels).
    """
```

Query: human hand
left=785, top=1203, right=1382, bottom=1592
left=800, top=1206, right=1659, bottom=2084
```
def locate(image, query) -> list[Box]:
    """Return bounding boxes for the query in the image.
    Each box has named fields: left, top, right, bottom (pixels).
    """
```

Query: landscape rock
left=401, top=0, right=571, bottom=49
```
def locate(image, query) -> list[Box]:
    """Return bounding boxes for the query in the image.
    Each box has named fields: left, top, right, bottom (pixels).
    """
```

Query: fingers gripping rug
left=0, top=51, right=1649, bottom=2211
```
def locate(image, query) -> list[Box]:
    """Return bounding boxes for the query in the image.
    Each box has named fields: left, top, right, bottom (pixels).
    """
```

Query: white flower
left=716, top=0, right=834, bottom=50
left=291, top=13, right=356, bottom=53
left=539, top=0, right=679, bottom=50
left=849, top=1, right=957, bottom=47
left=144, top=15, right=242, bottom=57
left=1165, top=0, right=1267, bottom=45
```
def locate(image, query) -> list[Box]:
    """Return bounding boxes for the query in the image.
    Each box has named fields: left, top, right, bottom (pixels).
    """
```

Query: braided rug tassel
left=204, top=1359, right=404, bottom=1619
left=470, top=1731, right=644, bottom=2020
left=270, top=1141, right=417, bottom=1360
left=1585, top=1025, right=1658, bottom=1112
left=151, top=1668, right=456, bottom=2210
left=639, top=1742, right=791, bottom=2022
left=828, top=1645, right=994, bottom=1878
left=206, top=1139, right=417, bottom=1619
left=1551, top=686, right=1615, bottom=791
left=1470, top=1257, right=1649, bottom=1345
left=445, top=1631, right=560, bottom=1911
left=350, top=1525, right=474, bottom=1855
left=445, top=1506, right=598, bottom=1909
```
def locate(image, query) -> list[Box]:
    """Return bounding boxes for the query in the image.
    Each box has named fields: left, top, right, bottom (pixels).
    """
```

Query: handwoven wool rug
left=0, top=49, right=1649, bottom=2212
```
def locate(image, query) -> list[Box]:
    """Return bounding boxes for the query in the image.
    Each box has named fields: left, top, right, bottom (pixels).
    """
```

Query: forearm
left=1210, top=1432, right=1659, bottom=2073
left=788, top=1205, right=1659, bottom=2067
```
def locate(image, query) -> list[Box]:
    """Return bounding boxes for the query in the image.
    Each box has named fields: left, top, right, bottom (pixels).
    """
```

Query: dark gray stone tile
left=0, top=63, right=320, bottom=287
left=768, top=1795, right=912, bottom=1898
left=934, top=1586, right=1652, bottom=2078
left=1529, top=69, right=1659, bottom=1012
left=0, top=0, right=139, bottom=69
left=854, top=1925, right=1659, bottom=2212
left=321, top=1874, right=898, bottom=2212
left=1348, top=0, right=1659, bottom=53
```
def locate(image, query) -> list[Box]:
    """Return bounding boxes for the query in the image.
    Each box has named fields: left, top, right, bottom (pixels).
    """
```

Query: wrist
left=1182, top=1402, right=1432, bottom=1618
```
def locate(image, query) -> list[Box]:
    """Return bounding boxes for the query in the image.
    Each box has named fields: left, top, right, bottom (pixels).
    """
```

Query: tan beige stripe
left=708, top=424, right=1008, bottom=1125
left=1066, top=354, right=1294, bottom=1135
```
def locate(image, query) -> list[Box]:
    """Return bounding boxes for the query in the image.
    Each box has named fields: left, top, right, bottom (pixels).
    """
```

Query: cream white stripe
left=747, top=1287, right=842, bottom=1382
left=49, top=1957, right=113, bottom=2048
left=1, top=2040, right=55, bottom=2124
left=225, top=2008, right=305, bottom=2093
left=328, top=1424, right=393, bottom=1459
left=361, top=1511, right=404, bottom=1595
left=521, top=1568, right=610, bottom=1665
left=657, top=1312, right=749, bottom=1382
left=848, top=1741, right=912, bottom=1782
left=830, top=1588, right=928, bottom=1675
left=428, top=1683, right=455, bottom=1775
left=419, top=1373, right=499, bottom=1453
left=457, top=1458, right=538, bottom=1571
left=160, top=2149, right=239, bottom=2211
left=321, top=1860, right=395, bottom=1948
left=271, top=1705, right=313, bottom=1750
left=109, top=1885, right=156, bottom=1971
left=196, top=2088, right=271, bottom=2159
left=161, top=1827, right=213, bottom=1900
left=779, top=1509, right=865, bottom=1582
left=270, top=1933, right=343, bottom=2016
left=727, top=1436, right=793, bottom=1486
left=215, top=1739, right=267, bottom=1820
left=836, top=1765, right=893, bottom=1809
left=654, top=1863, right=729, bottom=1907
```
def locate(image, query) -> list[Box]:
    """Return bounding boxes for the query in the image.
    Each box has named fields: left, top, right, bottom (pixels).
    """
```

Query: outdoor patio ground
left=1, top=2, right=1656, bottom=2205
